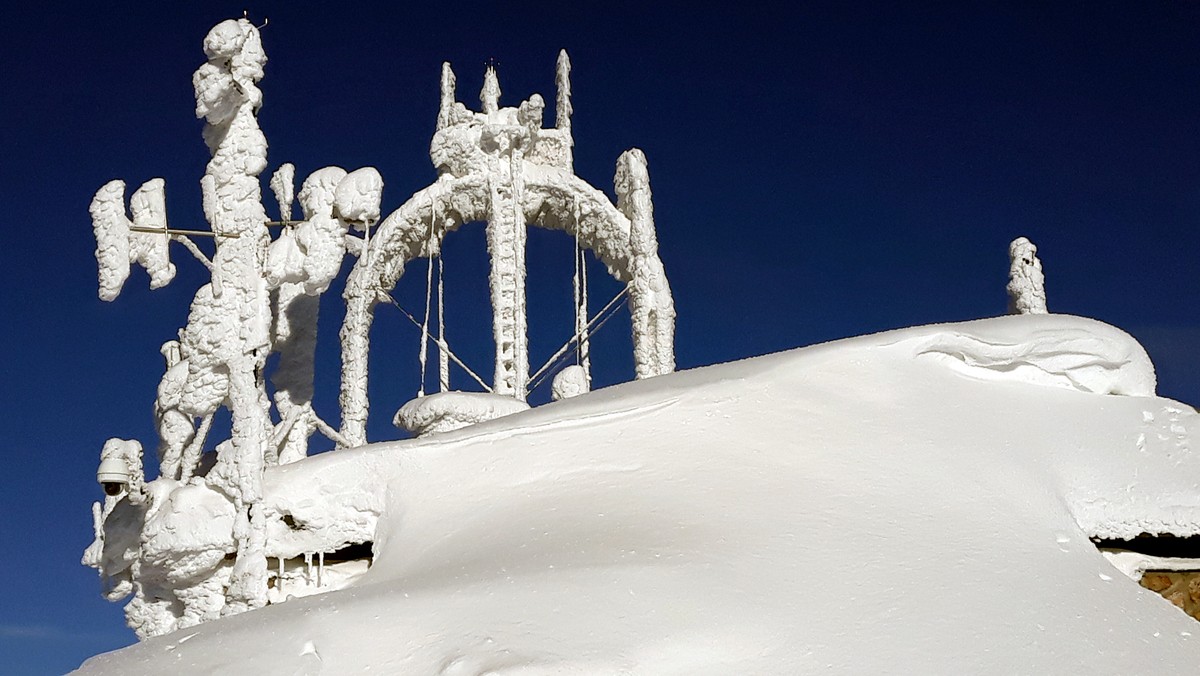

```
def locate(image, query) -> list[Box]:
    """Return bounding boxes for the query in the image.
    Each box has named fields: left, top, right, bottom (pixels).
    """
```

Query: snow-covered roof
left=76, top=314, right=1200, bottom=673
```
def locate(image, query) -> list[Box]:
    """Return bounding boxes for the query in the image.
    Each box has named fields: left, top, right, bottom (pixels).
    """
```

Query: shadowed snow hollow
left=76, top=315, right=1200, bottom=674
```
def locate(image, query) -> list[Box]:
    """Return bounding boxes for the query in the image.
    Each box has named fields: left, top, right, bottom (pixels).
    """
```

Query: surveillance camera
left=97, top=457, right=131, bottom=495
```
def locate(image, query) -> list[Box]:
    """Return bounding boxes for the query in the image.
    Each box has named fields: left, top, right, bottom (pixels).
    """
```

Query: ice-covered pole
left=437, top=63, right=456, bottom=131
left=482, top=65, right=531, bottom=399
left=267, top=167, right=352, bottom=464
left=1007, top=236, right=1047, bottom=315
left=191, top=17, right=273, bottom=615
left=555, top=50, right=572, bottom=133
left=616, top=149, right=676, bottom=378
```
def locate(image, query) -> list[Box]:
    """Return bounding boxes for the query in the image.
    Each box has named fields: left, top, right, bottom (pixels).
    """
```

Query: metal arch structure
left=338, top=53, right=676, bottom=447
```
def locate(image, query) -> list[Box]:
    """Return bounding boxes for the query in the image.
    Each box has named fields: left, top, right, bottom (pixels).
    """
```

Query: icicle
left=581, top=243, right=590, bottom=386
left=573, top=196, right=591, bottom=385
left=318, top=551, right=324, bottom=587
left=573, top=197, right=582, bottom=366
left=438, top=255, right=449, bottom=392
left=305, top=552, right=313, bottom=585
left=418, top=194, right=435, bottom=397
left=278, top=556, right=285, bottom=595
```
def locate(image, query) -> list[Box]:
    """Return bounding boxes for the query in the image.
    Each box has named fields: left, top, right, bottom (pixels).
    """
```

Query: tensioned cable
left=381, top=292, right=493, bottom=393
left=526, top=287, right=628, bottom=393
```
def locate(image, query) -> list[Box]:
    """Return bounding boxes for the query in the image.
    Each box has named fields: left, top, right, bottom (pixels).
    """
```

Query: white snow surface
left=76, top=314, right=1200, bottom=674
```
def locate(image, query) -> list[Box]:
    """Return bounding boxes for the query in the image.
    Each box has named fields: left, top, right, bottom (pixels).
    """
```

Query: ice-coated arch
left=338, top=162, right=674, bottom=447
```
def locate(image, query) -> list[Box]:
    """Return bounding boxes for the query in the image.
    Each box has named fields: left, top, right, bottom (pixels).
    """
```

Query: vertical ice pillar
left=192, top=17, right=273, bottom=615
left=555, top=50, right=572, bottom=132
left=616, top=149, right=676, bottom=379
left=1007, top=236, right=1047, bottom=315
left=437, top=63, right=456, bottom=131
left=482, top=66, right=529, bottom=399
left=554, top=50, right=574, bottom=170
left=486, top=151, right=529, bottom=399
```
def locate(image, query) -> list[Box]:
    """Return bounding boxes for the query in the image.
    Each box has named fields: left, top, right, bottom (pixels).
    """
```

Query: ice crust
left=77, top=314, right=1200, bottom=673
left=393, top=391, right=531, bottom=435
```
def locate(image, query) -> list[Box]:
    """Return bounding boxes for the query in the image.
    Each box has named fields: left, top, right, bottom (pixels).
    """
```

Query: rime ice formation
left=85, top=21, right=676, bottom=640
left=338, top=49, right=675, bottom=447
left=269, top=162, right=295, bottom=223
left=76, top=315, right=1200, bottom=674
left=87, top=18, right=299, bottom=637
left=393, top=391, right=531, bottom=436
left=1008, top=236, right=1047, bottom=314
left=332, top=167, right=384, bottom=230
left=551, top=363, right=590, bottom=401
left=90, top=179, right=177, bottom=301
left=188, top=18, right=276, bottom=619
left=617, top=149, right=676, bottom=378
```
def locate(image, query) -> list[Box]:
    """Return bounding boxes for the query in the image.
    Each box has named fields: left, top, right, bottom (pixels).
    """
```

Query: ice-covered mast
left=86, top=18, right=384, bottom=637
left=186, top=17, right=275, bottom=614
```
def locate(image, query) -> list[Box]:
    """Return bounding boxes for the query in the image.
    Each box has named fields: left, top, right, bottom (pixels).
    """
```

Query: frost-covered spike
left=1007, top=236, right=1047, bottom=315
left=437, top=63, right=456, bottom=131
left=555, top=50, right=572, bottom=132
left=270, top=163, right=296, bottom=223
left=481, top=65, right=501, bottom=114
left=90, top=180, right=133, bottom=301
left=334, top=167, right=384, bottom=231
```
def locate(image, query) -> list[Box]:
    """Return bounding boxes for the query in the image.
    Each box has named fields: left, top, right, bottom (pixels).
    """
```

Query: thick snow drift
left=76, top=314, right=1200, bottom=674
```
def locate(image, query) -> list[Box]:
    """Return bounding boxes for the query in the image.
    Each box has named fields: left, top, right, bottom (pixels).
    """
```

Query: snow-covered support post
left=339, top=274, right=378, bottom=449
left=1007, top=236, right=1047, bottom=315
left=482, top=66, right=531, bottom=400
left=267, top=167, right=338, bottom=464
left=190, top=18, right=273, bottom=615
left=615, top=149, right=676, bottom=378
left=90, top=178, right=177, bottom=301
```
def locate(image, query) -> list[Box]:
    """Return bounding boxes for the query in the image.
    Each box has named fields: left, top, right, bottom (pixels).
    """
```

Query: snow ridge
left=909, top=320, right=1156, bottom=396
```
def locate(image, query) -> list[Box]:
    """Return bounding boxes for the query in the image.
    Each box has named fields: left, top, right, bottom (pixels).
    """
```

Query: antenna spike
left=438, top=62, right=457, bottom=130
left=556, top=50, right=572, bottom=132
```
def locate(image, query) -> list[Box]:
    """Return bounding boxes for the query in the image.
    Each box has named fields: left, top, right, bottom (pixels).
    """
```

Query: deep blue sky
left=4, top=2, right=1200, bottom=673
